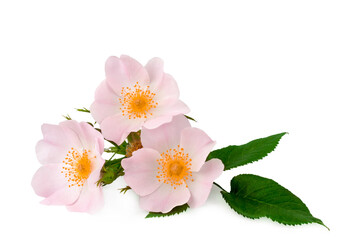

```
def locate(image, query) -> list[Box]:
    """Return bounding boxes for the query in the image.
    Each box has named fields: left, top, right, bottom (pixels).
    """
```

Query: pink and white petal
left=148, top=100, right=190, bottom=124
left=142, top=115, right=173, bottom=129
left=139, top=182, right=190, bottom=213
left=90, top=80, right=121, bottom=123
left=180, top=127, right=216, bottom=172
left=105, top=56, right=129, bottom=95
left=154, top=73, right=180, bottom=105
left=66, top=171, right=104, bottom=213
left=122, top=148, right=161, bottom=196
left=31, top=164, right=67, bottom=198
left=41, top=184, right=82, bottom=206
left=120, top=55, right=149, bottom=86
left=141, top=114, right=191, bottom=153
left=90, top=153, right=105, bottom=172
left=93, top=80, right=119, bottom=103
left=59, top=120, right=100, bottom=151
left=186, top=159, right=224, bottom=208
left=66, top=185, right=103, bottom=213
left=79, top=122, right=104, bottom=153
left=100, top=113, right=143, bottom=145
left=145, top=57, right=164, bottom=88
left=36, top=140, right=68, bottom=165
left=41, top=124, right=79, bottom=149
left=166, top=100, right=190, bottom=115
left=90, top=101, right=120, bottom=124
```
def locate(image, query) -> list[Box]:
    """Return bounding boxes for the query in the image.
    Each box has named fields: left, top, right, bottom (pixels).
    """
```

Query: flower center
left=61, top=148, right=95, bottom=187
left=119, top=82, right=158, bottom=119
left=156, top=145, right=193, bottom=189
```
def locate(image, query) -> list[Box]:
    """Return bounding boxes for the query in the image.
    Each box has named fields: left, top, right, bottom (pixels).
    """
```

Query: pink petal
left=105, top=55, right=149, bottom=95
left=105, top=56, right=128, bottom=95
left=120, top=55, right=149, bottom=86
left=90, top=80, right=121, bottom=123
left=145, top=57, right=164, bottom=89
left=141, top=114, right=191, bottom=154
left=186, top=159, right=224, bottom=208
left=153, top=73, right=180, bottom=105
left=100, top=113, right=143, bottom=145
left=145, top=100, right=190, bottom=129
left=122, top=148, right=161, bottom=196
left=139, top=182, right=190, bottom=213
left=31, top=164, right=66, bottom=198
left=91, top=153, right=105, bottom=173
left=180, top=127, right=216, bottom=172
left=41, top=123, right=81, bottom=149
left=41, top=185, right=81, bottom=206
left=142, top=115, right=173, bottom=129
left=79, top=122, right=104, bottom=154
left=60, top=121, right=104, bottom=153
left=66, top=170, right=104, bottom=213
left=36, top=140, right=68, bottom=165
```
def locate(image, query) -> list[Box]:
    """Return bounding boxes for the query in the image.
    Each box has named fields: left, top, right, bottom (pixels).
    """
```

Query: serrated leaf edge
left=209, top=132, right=288, bottom=171
left=220, top=176, right=329, bottom=230
left=145, top=204, right=189, bottom=218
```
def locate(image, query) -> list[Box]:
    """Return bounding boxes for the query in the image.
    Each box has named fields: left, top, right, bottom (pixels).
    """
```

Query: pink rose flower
left=31, top=120, right=105, bottom=213
left=90, top=55, right=190, bottom=145
left=121, top=115, right=224, bottom=213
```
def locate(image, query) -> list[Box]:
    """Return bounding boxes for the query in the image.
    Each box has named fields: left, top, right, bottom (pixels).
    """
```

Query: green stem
left=213, top=182, right=227, bottom=192
left=108, top=152, right=116, bottom=161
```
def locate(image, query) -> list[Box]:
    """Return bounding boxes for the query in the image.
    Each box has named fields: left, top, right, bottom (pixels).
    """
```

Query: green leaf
left=97, top=158, right=125, bottom=186
left=185, top=115, right=197, bottom=122
left=75, top=107, right=90, bottom=113
left=104, top=141, right=128, bottom=155
left=145, top=204, right=189, bottom=218
left=62, top=114, right=72, bottom=120
left=221, top=174, right=328, bottom=229
left=207, top=132, right=287, bottom=170
left=119, top=186, right=131, bottom=194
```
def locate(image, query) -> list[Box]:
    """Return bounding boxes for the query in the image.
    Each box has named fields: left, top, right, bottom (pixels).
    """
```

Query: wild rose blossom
left=31, top=120, right=105, bottom=213
left=31, top=54, right=324, bottom=229
left=121, top=115, right=224, bottom=213
left=90, top=55, right=189, bottom=145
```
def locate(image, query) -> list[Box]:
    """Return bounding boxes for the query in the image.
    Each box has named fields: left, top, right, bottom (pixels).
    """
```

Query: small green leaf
left=119, top=186, right=131, bottom=194
left=207, top=132, right=287, bottom=170
left=145, top=204, right=189, bottom=218
left=62, top=114, right=72, bottom=120
left=104, top=141, right=128, bottom=155
left=97, top=158, right=125, bottom=186
left=86, top=122, right=94, bottom=127
left=185, top=115, right=197, bottom=122
left=75, top=107, right=90, bottom=113
left=221, top=174, right=328, bottom=229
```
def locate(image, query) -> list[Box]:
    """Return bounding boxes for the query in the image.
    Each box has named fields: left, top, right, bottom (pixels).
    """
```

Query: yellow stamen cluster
left=61, top=148, right=95, bottom=188
left=156, top=145, right=193, bottom=189
left=119, top=82, right=158, bottom=119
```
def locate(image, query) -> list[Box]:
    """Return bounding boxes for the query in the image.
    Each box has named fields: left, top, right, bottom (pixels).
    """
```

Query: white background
left=0, top=0, right=343, bottom=239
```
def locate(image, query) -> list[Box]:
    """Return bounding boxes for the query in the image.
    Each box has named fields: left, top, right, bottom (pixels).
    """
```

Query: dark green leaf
left=221, top=174, right=328, bottom=229
left=119, top=186, right=131, bottom=194
left=185, top=115, right=197, bottom=122
left=207, top=132, right=287, bottom=170
left=145, top=204, right=189, bottom=218
left=86, top=122, right=94, bottom=127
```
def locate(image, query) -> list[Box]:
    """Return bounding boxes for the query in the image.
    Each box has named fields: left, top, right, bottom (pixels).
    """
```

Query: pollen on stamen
left=156, top=145, right=193, bottom=189
left=119, top=82, right=158, bottom=120
left=61, top=148, right=94, bottom=188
